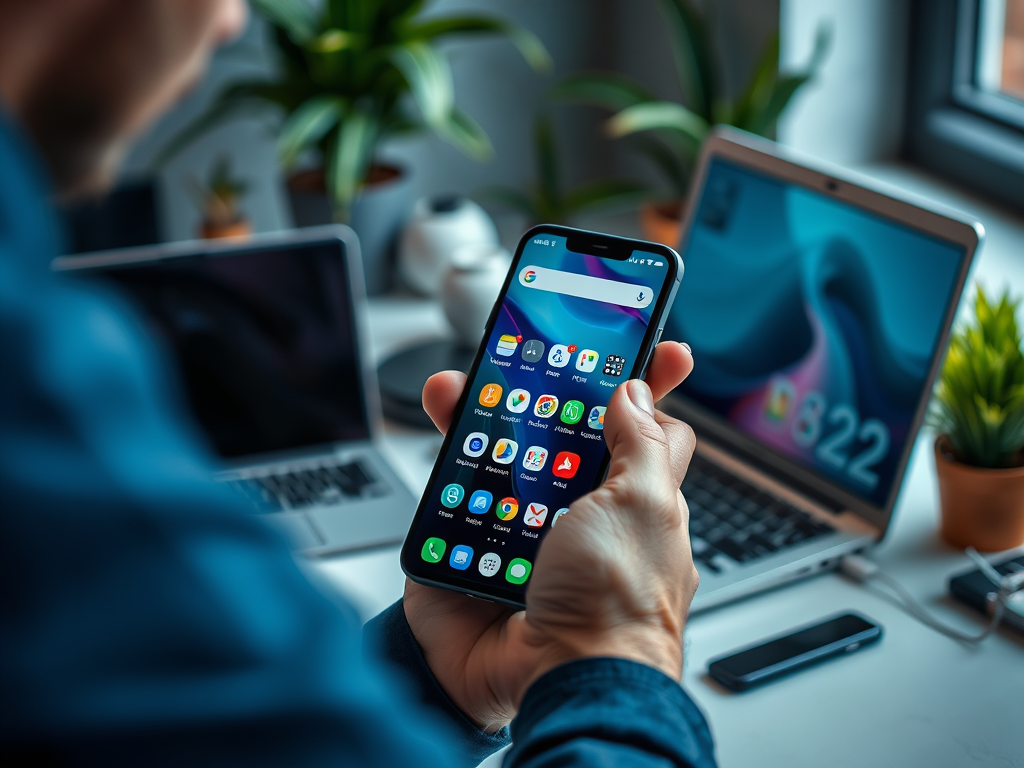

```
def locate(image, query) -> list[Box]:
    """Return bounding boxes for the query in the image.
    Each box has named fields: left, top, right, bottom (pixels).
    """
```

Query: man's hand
left=405, top=342, right=698, bottom=732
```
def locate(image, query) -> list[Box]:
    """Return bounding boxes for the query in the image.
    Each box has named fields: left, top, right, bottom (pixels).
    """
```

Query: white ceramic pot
left=399, top=196, right=499, bottom=296
left=441, top=244, right=512, bottom=348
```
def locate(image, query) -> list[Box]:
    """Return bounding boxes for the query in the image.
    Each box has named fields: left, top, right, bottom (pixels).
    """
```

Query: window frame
left=905, top=0, right=1024, bottom=210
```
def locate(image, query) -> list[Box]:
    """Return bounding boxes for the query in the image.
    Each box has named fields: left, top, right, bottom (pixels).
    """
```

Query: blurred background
left=65, top=0, right=1022, bottom=258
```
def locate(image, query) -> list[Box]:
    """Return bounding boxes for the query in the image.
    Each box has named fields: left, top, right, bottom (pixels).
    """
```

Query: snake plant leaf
left=534, top=113, right=559, bottom=217
left=607, top=101, right=710, bottom=147
left=561, top=179, right=648, bottom=218
left=403, top=16, right=552, bottom=73
left=390, top=41, right=454, bottom=132
left=658, top=0, right=717, bottom=122
left=729, top=31, right=782, bottom=133
left=550, top=72, right=658, bottom=112
left=742, top=25, right=832, bottom=137
left=278, top=96, right=343, bottom=168
left=327, top=109, right=379, bottom=216
left=251, top=0, right=317, bottom=44
left=441, top=106, right=493, bottom=161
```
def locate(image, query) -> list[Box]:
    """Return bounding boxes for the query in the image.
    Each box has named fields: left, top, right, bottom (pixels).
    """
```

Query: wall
left=777, top=0, right=910, bottom=165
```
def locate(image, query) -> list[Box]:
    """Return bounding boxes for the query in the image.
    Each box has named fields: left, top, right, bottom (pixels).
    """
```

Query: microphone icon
left=637, top=290, right=645, bottom=302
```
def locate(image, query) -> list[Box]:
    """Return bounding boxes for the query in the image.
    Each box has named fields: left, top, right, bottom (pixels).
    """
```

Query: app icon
left=468, top=490, right=493, bottom=514
left=603, top=354, right=626, bottom=377
left=522, top=445, right=548, bottom=472
left=506, top=388, right=531, bottom=413
left=492, top=438, right=519, bottom=464
left=575, top=349, right=599, bottom=372
left=449, top=544, right=474, bottom=570
left=534, top=394, right=559, bottom=418
left=505, top=558, right=532, bottom=585
left=560, top=399, right=584, bottom=425
left=547, top=344, right=570, bottom=368
left=463, top=432, right=489, bottom=457
left=496, top=334, right=520, bottom=357
left=552, top=451, right=580, bottom=479
left=522, top=270, right=537, bottom=283
left=552, top=508, right=569, bottom=526
left=478, top=552, right=502, bottom=577
left=478, top=383, right=503, bottom=408
left=496, top=497, right=519, bottom=521
left=765, top=376, right=795, bottom=423
left=521, top=339, right=545, bottom=363
left=441, top=483, right=464, bottom=508
left=587, top=406, right=606, bottom=430
left=524, top=502, right=548, bottom=527
left=421, top=537, right=446, bottom=563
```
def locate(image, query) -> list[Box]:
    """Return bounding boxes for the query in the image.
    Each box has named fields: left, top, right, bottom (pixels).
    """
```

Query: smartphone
left=707, top=612, right=883, bottom=692
left=400, top=225, right=683, bottom=606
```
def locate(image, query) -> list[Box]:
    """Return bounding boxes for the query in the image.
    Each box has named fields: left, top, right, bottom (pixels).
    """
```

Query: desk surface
left=312, top=164, right=1024, bottom=768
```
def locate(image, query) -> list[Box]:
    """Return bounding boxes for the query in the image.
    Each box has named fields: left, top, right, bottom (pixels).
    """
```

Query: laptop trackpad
left=263, top=512, right=323, bottom=550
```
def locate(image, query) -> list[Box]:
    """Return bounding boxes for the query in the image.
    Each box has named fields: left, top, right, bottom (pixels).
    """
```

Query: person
left=0, top=1, right=717, bottom=766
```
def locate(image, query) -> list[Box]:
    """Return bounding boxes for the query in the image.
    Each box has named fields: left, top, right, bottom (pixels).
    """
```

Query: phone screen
left=402, top=227, right=679, bottom=604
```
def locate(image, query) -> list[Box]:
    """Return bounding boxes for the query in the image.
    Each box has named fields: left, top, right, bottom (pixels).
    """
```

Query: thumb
left=602, top=380, right=671, bottom=486
left=603, top=379, right=696, bottom=491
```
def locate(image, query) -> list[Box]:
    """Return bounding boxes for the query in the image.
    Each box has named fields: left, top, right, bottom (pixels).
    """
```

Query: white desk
left=313, top=166, right=1024, bottom=768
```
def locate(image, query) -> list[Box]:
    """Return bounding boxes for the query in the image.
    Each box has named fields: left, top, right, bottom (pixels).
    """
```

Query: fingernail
left=627, top=379, right=655, bottom=416
left=680, top=342, right=692, bottom=354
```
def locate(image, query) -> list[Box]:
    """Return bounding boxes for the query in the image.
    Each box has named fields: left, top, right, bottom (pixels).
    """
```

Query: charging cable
left=840, top=549, right=1024, bottom=643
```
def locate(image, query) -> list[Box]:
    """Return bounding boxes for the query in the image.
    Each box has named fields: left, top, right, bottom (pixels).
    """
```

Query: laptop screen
left=88, top=240, right=370, bottom=459
left=666, top=157, right=966, bottom=507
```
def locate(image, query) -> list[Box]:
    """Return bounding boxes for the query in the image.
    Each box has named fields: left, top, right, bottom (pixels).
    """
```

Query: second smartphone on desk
left=401, top=225, right=682, bottom=607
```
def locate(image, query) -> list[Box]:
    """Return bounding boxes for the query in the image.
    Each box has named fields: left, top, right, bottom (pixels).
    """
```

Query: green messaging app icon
left=505, top=557, right=532, bottom=585
left=421, top=537, right=446, bottom=564
left=560, top=400, right=584, bottom=425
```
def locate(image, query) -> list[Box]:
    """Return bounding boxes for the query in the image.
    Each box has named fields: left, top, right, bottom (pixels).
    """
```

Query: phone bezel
left=400, top=224, right=683, bottom=607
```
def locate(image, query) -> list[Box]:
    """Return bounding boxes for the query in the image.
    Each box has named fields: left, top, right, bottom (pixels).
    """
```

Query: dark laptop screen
left=666, top=158, right=966, bottom=507
left=90, top=240, right=370, bottom=459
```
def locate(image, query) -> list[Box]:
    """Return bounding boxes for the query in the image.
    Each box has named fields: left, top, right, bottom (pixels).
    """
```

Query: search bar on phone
left=519, top=265, right=653, bottom=308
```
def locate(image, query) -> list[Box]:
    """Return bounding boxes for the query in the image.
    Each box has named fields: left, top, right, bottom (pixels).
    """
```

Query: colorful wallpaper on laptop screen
left=666, top=158, right=965, bottom=506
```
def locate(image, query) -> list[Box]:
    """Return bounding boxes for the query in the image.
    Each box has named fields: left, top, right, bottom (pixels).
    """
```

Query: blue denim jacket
left=0, top=110, right=716, bottom=768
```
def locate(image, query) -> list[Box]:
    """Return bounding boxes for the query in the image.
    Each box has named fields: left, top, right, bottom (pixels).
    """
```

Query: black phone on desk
left=400, top=225, right=682, bottom=607
left=708, top=612, right=883, bottom=692
left=949, top=552, right=1024, bottom=634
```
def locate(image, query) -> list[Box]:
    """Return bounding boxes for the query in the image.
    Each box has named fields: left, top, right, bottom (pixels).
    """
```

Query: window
left=906, top=0, right=1024, bottom=209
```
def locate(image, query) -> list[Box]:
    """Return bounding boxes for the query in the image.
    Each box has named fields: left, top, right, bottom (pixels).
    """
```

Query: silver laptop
left=54, top=226, right=416, bottom=555
left=664, top=129, right=982, bottom=612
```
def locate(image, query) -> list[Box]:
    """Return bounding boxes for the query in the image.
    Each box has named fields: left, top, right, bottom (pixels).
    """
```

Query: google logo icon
left=523, top=270, right=537, bottom=283
left=497, top=497, right=519, bottom=520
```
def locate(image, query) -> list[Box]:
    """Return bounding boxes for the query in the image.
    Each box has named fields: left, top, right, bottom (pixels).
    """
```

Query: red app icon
left=552, top=451, right=581, bottom=479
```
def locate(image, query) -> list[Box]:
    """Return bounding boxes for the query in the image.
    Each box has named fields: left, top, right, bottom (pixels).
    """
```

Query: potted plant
left=189, top=155, right=251, bottom=239
left=159, top=0, right=550, bottom=293
left=552, top=0, right=829, bottom=246
left=929, top=287, right=1024, bottom=552
left=480, top=112, right=646, bottom=226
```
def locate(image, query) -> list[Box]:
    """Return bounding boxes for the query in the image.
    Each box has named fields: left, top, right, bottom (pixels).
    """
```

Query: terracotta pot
left=287, top=164, right=412, bottom=296
left=640, top=200, right=685, bottom=247
left=200, top=217, right=251, bottom=240
left=934, top=437, right=1024, bottom=551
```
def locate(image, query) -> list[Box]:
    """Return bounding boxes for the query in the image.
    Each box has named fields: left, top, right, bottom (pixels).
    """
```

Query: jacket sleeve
left=506, top=659, right=718, bottom=768
left=0, top=273, right=463, bottom=768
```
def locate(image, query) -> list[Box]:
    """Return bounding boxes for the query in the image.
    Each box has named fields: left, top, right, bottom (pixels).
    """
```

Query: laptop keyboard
left=232, top=459, right=385, bottom=512
left=682, top=454, right=835, bottom=573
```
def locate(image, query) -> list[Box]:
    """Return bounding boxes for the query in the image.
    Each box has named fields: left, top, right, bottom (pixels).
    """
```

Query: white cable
left=840, top=550, right=1016, bottom=644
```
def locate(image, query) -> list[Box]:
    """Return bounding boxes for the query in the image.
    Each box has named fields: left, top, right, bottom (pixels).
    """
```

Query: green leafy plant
left=930, top=287, right=1024, bottom=469
left=480, top=112, right=646, bottom=225
left=159, top=0, right=551, bottom=219
left=552, top=0, right=829, bottom=198
left=187, top=155, right=249, bottom=227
